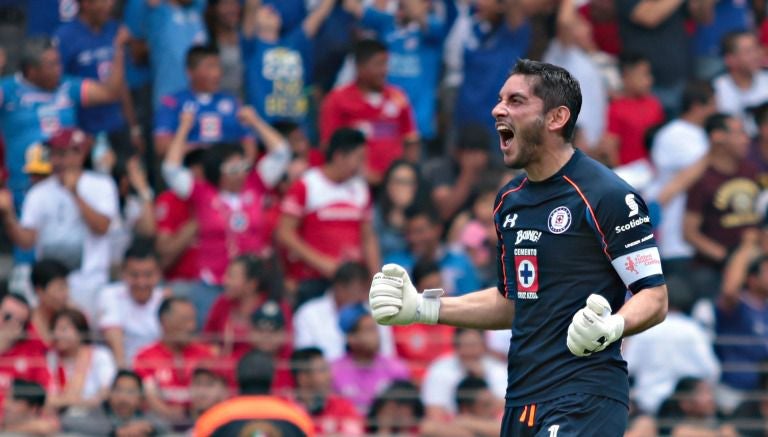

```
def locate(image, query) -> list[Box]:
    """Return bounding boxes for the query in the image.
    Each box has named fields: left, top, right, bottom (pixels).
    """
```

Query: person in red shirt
left=319, top=39, right=419, bottom=187
left=29, top=258, right=70, bottom=346
left=277, top=128, right=381, bottom=305
left=0, top=294, right=50, bottom=418
left=133, top=296, right=215, bottom=425
left=204, top=255, right=292, bottom=358
left=290, top=347, right=363, bottom=436
left=601, top=53, right=665, bottom=167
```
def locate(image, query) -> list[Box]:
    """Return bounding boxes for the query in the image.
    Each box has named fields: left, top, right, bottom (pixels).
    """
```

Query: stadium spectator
left=0, top=128, right=119, bottom=318
left=366, top=380, right=424, bottom=437
left=1, top=379, right=58, bottom=435
left=344, top=0, right=457, bottom=142
left=684, top=113, right=759, bottom=296
left=54, top=0, right=140, bottom=155
left=145, top=0, right=208, bottom=109
left=421, top=123, right=491, bottom=221
left=331, top=303, right=409, bottom=414
left=162, top=105, right=290, bottom=305
left=385, top=205, right=480, bottom=296
left=577, top=0, right=621, bottom=56
left=204, top=0, right=244, bottom=98
left=29, top=259, right=70, bottom=345
left=656, top=377, right=737, bottom=437
left=601, top=53, right=664, bottom=168
left=424, top=376, right=501, bottom=437
left=277, top=128, right=380, bottom=305
left=692, top=0, right=753, bottom=81
left=60, top=369, right=169, bottom=436
left=421, top=328, right=506, bottom=418
left=97, top=240, right=168, bottom=367
left=154, top=45, right=255, bottom=158
left=0, top=294, right=50, bottom=413
left=133, top=296, right=214, bottom=424
left=108, top=155, right=156, bottom=271
left=293, top=262, right=395, bottom=362
left=204, top=255, right=292, bottom=358
left=46, top=308, right=116, bottom=412
left=649, top=80, right=716, bottom=278
left=748, top=102, right=768, bottom=189
left=373, top=160, right=428, bottom=259
left=713, top=31, right=768, bottom=136
left=320, top=39, right=419, bottom=186
left=730, top=370, right=768, bottom=437
left=188, top=367, right=230, bottom=424
left=241, top=0, right=335, bottom=125
left=623, top=277, right=720, bottom=415
left=290, top=347, right=364, bottom=436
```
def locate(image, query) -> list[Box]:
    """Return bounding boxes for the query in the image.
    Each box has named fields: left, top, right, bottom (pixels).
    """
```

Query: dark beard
left=505, top=117, right=545, bottom=169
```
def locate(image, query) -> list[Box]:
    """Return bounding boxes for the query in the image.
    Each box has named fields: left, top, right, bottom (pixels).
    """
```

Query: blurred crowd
left=0, top=0, right=766, bottom=435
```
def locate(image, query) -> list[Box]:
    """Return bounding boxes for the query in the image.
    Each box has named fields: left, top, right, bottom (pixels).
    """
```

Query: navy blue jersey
left=493, top=149, right=665, bottom=407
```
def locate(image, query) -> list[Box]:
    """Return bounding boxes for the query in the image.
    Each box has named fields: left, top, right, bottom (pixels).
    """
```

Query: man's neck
left=350, top=350, right=375, bottom=365
left=680, top=111, right=706, bottom=127
left=80, top=15, right=105, bottom=32
left=162, top=339, right=185, bottom=354
left=709, top=150, right=738, bottom=174
left=525, top=144, right=574, bottom=182
left=321, top=165, right=346, bottom=183
left=730, top=69, right=755, bottom=90
left=355, top=81, right=382, bottom=94
left=256, top=29, right=279, bottom=44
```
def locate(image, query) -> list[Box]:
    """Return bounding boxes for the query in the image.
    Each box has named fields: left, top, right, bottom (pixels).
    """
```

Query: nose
left=492, top=102, right=507, bottom=119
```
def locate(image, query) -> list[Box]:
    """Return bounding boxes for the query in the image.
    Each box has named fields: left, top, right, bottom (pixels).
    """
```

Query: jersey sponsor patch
left=514, top=248, right=538, bottom=298
left=611, top=247, right=663, bottom=287
left=548, top=206, right=571, bottom=234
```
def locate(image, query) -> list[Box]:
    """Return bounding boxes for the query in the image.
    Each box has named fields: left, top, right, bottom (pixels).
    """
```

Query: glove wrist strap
left=416, top=288, right=443, bottom=325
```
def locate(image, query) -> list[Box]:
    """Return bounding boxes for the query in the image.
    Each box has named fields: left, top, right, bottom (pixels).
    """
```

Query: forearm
left=164, top=127, right=191, bottom=167
left=156, top=228, right=196, bottom=269
left=617, top=285, right=667, bottom=336
left=303, top=0, right=335, bottom=37
left=684, top=230, right=727, bottom=262
left=404, top=137, right=420, bottom=163
left=277, top=227, right=334, bottom=271
left=134, top=201, right=156, bottom=236
left=362, top=223, right=381, bottom=275
left=1, top=214, right=36, bottom=248
left=721, top=243, right=758, bottom=304
left=73, top=194, right=111, bottom=235
left=103, top=329, right=126, bottom=367
left=438, top=287, right=515, bottom=330
left=103, top=44, right=126, bottom=101
left=631, top=0, right=685, bottom=27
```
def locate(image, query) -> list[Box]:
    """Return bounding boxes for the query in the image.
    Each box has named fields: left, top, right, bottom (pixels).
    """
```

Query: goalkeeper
left=369, top=60, right=668, bottom=437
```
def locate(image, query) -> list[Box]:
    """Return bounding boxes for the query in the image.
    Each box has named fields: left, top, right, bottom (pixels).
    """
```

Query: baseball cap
left=23, top=143, right=51, bottom=175
left=338, top=302, right=370, bottom=334
left=45, top=128, right=88, bottom=150
left=250, top=301, right=285, bottom=331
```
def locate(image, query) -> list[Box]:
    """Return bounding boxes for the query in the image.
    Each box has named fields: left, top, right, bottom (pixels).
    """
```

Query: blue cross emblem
left=518, top=260, right=535, bottom=287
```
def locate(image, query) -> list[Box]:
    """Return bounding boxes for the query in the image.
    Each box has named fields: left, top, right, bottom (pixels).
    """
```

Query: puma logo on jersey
left=503, top=213, right=518, bottom=229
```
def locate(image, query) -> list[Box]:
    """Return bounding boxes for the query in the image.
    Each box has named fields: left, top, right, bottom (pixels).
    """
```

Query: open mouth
left=496, top=123, right=515, bottom=148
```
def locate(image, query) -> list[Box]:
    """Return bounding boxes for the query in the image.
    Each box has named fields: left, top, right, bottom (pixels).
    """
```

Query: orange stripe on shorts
left=519, top=405, right=528, bottom=423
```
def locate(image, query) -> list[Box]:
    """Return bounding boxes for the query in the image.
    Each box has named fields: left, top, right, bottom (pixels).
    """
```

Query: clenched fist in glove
left=369, top=264, right=443, bottom=325
left=566, top=294, right=625, bottom=357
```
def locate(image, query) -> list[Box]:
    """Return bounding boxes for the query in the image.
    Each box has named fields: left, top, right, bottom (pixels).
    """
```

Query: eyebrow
left=499, top=92, right=528, bottom=101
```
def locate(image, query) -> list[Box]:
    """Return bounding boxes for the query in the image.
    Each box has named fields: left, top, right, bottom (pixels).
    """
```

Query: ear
left=547, top=106, right=571, bottom=135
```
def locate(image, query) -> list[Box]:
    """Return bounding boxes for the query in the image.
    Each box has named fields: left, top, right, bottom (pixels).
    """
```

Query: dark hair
left=509, top=59, right=582, bottom=142
left=618, top=52, right=650, bottom=74
left=453, top=327, right=484, bottom=347
left=721, top=30, right=753, bottom=57
left=124, top=237, right=159, bottom=264
left=232, top=255, right=267, bottom=284
left=404, top=203, right=441, bottom=226
left=31, top=259, right=69, bottom=291
left=158, top=296, right=192, bottom=321
left=12, top=379, right=46, bottom=408
left=186, top=44, right=219, bottom=70
left=112, top=369, right=144, bottom=392
left=353, top=39, right=388, bottom=65
left=680, top=80, right=714, bottom=113
left=412, top=258, right=440, bottom=288
left=657, top=376, right=706, bottom=431
left=183, top=148, right=207, bottom=168
left=232, top=254, right=284, bottom=300
left=289, top=347, right=324, bottom=381
left=325, top=128, right=365, bottom=162
left=367, top=380, right=424, bottom=433
left=455, top=376, right=489, bottom=412
left=20, top=37, right=55, bottom=76
left=377, top=160, right=428, bottom=225
left=272, top=121, right=301, bottom=138
left=52, top=308, right=91, bottom=344
left=237, top=350, right=274, bottom=395
left=748, top=255, right=768, bottom=278
left=704, top=113, right=732, bottom=136
left=202, top=143, right=245, bottom=186
left=332, top=261, right=370, bottom=286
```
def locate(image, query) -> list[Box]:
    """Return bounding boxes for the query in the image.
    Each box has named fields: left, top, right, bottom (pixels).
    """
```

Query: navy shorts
left=500, top=393, right=628, bottom=437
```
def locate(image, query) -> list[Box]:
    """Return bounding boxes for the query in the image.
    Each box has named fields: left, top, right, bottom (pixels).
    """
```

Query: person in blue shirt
left=54, top=0, right=142, bottom=157
left=241, top=0, right=335, bottom=125
left=344, top=0, right=457, bottom=142
left=145, top=0, right=208, bottom=109
left=154, top=45, right=256, bottom=159
left=26, top=0, right=78, bottom=37
left=693, top=0, right=752, bottom=81
left=384, top=205, right=480, bottom=297
left=370, top=60, right=668, bottom=437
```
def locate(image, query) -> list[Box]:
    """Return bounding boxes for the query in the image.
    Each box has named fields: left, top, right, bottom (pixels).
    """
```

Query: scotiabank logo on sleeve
left=611, top=247, right=662, bottom=287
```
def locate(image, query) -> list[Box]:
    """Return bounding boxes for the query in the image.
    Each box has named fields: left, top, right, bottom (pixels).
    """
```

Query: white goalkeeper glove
left=566, top=294, right=625, bottom=357
left=369, top=263, right=443, bottom=325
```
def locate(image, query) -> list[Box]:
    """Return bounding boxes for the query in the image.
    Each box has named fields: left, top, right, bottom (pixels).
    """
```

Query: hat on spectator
left=45, top=128, right=88, bottom=150
left=23, top=143, right=51, bottom=175
left=338, top=302, right=370, bottom=334
left=250, top=301, right=285, bottom=331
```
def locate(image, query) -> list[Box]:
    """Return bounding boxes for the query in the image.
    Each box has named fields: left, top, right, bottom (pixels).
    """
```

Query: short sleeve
left=19, top=189, right=43, bottom=230
left=97, top=288, right=122, bottom=329
left=155, top=192, right=183, bottom=233
left=280, top=180, right=307, bottom=217
left=67, top=77, right=86, bottom=107
left=93, top=347, right=117, bottom=392
left=592, top=187, right=664, bottom=292
left=80, top=175, right=119, bottom=220
left=123, top=0, right=147, bottom=39
left=154, top=94, right=180, bottom=136
left=395, top=91, right=418, bottom=137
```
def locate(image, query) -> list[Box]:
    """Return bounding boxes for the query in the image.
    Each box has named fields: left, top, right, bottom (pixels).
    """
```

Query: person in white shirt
left=0, top=128, right=119, bottom=319
left=713, top=31, right=768, bottom=136
left=623, top=276, right=720, bottom=415
left=293, top=262, right=394, bottom=361
left=97, top=239, right=169, bottom=368
left=647, top=81, right=716, bottom=277
left=421, top=328, right=507, bottom=418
